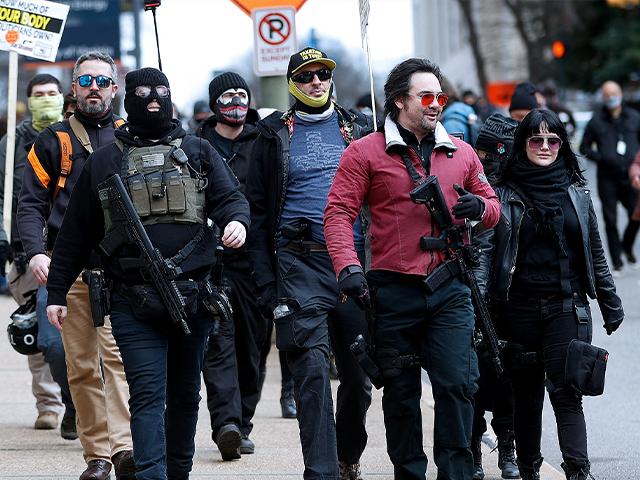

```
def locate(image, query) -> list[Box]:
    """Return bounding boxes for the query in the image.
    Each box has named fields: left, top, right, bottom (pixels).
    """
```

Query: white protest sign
left=0, top=0, right=70, bottom=62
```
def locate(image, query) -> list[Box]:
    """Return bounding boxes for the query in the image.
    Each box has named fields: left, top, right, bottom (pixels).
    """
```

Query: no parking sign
left=252, top=6, right=297, bottom=76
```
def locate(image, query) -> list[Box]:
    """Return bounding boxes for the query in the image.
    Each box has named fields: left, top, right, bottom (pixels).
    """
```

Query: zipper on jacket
left=505, top=197, right=525, bottom=297
left=274, top=132, right=290, bottom=240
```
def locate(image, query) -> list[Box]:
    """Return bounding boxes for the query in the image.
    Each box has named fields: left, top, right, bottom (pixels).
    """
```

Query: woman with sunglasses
left=478, top=109, right=624, bottom=480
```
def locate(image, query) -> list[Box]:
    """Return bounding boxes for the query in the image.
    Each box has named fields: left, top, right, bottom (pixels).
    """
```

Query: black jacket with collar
left=579, top=104, right=640, bottom=174
left=476, top=183, right=624, bottom=328
left=246, top=103, right=373, bottom=290
left=196, top=111, right=260, bottom=193
left=197, top=113, right=260, bottom=268
left=17, top=109, right=119, bottom=260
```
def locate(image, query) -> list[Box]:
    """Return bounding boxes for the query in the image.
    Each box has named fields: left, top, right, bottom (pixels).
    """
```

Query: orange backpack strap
left=54, top=131, right=73, bottom=199
left=114, top=117, right=125, bottom=128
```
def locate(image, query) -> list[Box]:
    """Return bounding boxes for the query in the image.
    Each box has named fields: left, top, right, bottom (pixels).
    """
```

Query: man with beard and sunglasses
left=324, top=58, right=500, bottom=480
left=46, top=66, right=249, bottom=480
left=246, top=47, right=374, bottom=480
left=18, top=51, right=134, bottom=480
left=196, top=72, right=267, bottom=460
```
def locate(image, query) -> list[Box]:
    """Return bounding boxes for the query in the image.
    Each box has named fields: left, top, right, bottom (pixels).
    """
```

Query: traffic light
left=552, top=40, right=566, bottom=59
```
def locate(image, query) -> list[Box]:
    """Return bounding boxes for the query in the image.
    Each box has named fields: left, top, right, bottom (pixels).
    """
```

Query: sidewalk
left=0, top=294, right=564, bottom=479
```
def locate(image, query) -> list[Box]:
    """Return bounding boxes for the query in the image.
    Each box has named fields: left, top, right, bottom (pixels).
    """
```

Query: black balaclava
left=208, top=72, right=251, bottom=126
left=124, top=67, right=173, bottom=138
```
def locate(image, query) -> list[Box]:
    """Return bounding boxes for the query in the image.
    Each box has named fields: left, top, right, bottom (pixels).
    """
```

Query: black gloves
left=604, top=319, right=622, bottom=336
left=257, top=282, right=278, bottom=320
left=338, top=265, right=370, bottom=310
left=452, top=184, right=485, bottom=221
left=0, top=240, right=10, bottom=276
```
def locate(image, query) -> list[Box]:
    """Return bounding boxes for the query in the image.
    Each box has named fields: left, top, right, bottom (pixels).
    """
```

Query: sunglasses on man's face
left=134, top=85, right=170, bottom=98
left=416, top=92, right=449, bottom=107
left=76, top=75, right=114, bottom=89
left=527, top=135, right=562, bottom=151
left=291, top=68, right=333, bottom=84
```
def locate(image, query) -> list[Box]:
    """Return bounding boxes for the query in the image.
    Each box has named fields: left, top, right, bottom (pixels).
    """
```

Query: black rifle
left=98, top=174, right=190, bottom=334
left=411, top=175, right=504, bottom=377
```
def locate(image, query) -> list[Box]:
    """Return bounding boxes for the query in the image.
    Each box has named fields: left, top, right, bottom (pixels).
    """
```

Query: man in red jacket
left=324, top=58, right=500, bottom=480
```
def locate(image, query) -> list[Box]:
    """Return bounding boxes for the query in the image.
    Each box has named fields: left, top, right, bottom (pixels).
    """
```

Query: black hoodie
left=46, top=120, right=250, bottom=306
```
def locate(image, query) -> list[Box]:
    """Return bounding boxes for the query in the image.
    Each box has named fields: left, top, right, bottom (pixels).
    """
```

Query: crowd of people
left=0, top=45, right=636, bottom=480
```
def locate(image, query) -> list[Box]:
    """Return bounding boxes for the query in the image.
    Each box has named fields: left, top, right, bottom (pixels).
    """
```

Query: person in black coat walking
left=478, top=109, right=624, bottom=480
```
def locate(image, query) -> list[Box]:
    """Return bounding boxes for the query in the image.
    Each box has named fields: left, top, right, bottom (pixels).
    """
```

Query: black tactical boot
left=280, top=380, right=297, bottom=419
left=471, top=436, right=485, bottom=480
left=497, top=431, right=520, bottom=479
left=518, top=458, right=542, bottom=480
left=561, top=461, right=594, bottom=480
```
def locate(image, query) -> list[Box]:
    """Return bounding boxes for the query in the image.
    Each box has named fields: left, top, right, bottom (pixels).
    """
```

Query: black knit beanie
left=208, top=72, right=250, bottom=111
left=474, top=113, right=518, bottom=157
left=509, top=81, right=539, bottom=112
left=124, top=67, right=173, bottom=138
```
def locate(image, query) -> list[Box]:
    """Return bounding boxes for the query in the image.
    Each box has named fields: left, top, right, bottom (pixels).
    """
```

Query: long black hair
left=498, top=108, right=586, bottom=186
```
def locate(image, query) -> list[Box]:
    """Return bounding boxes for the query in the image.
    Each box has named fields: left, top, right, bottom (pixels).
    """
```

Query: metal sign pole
left=3, top=51, right=19, bottom=240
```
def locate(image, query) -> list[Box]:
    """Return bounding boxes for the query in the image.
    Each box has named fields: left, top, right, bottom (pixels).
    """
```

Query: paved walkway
left=0, top=294, right=564, bottom=479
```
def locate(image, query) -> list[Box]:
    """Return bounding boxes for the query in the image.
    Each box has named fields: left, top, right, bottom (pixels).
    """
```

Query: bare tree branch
left=457, top=0, right=489, bottom=94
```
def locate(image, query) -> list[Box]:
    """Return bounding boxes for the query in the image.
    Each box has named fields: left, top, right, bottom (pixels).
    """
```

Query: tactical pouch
left=165, top=168, right=187, bottom=213
left=564, top=302, right=608, bottom=396
left=127, top=172, right=150, bottom=217
left=121, top=281, right=199, bottom=325
left=274, top=303, right=325, bottom=352
left=147, top=171, right=168, bottom=215
left=565, top=340, right=608, bottom=396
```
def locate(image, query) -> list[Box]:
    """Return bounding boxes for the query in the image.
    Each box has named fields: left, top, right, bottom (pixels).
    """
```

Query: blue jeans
left=36, top=285, right=74, bottom=415
left=110, top=291, right=211, bottom=480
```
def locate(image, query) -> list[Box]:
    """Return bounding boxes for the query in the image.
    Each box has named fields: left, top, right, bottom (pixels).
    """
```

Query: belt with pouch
left=284, top=239, right=328, bottom=255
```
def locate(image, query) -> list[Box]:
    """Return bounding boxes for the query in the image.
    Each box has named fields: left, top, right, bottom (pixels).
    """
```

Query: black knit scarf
left=507, top=154, right=571, bottom=256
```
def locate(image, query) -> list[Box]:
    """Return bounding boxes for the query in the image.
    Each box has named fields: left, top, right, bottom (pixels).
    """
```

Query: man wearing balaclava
left=197, top=72, right=267, bottom=461
left=0, top=73, right=66, bottom=438
left=45, top=66, right=249, bottom=480
left=580, top=80, right=640, bottom=273
left=245, top=47, right=374, bottom=480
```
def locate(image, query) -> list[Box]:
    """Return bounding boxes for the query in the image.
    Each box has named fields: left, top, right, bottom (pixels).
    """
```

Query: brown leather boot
left=79, top=459, right=112, bottom=480
left=112, top=450, right=135, bottom=480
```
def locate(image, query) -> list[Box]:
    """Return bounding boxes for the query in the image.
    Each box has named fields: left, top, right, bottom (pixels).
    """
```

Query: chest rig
left=118, top=138, right=206, bottom=227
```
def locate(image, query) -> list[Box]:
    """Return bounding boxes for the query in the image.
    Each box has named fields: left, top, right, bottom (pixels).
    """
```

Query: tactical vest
left=117, top=138, right=207, bottom=227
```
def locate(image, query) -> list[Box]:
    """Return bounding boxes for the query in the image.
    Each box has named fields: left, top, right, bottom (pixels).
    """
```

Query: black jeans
left=203, top=267, right=269, bottom=437
left=202, top=295, right=242, bottom=439
left=369, top=273, right=478, bottom=480
left=498, top=293, right=589, bottom=471
left=472, top=351, right=514, bottom=440
left=596, top=168, right=638, bottom=266
left=276, top=248, right=372, bottom=479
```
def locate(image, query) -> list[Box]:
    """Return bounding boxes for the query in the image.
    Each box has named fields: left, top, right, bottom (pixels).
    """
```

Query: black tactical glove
left=0, top=240, right=10, bottom=276
left=257, top=282, right=278, bottom=320
left=338, top=265, right=370, bottom=311
left=604, top=319, right=623, bottom=336
left=452, top=184, right=485, bottom=221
